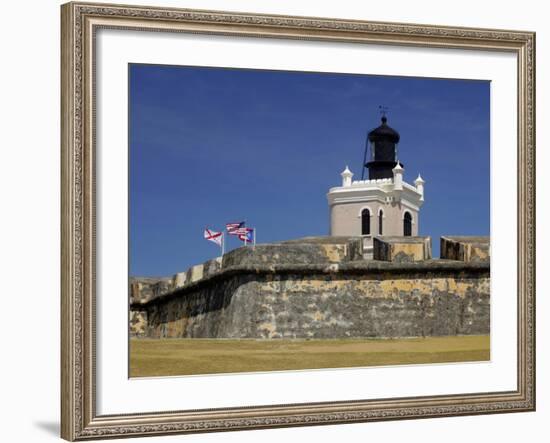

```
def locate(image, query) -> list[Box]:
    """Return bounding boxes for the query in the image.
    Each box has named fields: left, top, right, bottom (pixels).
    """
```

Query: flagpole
left=221, top=232, right=225, bottom=256
left=253, top=228, right=256, bottom=249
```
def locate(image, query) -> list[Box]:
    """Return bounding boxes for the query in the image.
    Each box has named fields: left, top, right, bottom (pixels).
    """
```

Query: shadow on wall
left=33, top=421, right=59, bottom=437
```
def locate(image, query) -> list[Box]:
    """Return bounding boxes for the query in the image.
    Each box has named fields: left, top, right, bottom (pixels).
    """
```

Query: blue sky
left=129, top=64, right=490, bottom=276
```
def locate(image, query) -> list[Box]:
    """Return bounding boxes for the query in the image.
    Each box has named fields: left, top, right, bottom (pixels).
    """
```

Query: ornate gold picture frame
left=61, top=2, right=535, bottom=440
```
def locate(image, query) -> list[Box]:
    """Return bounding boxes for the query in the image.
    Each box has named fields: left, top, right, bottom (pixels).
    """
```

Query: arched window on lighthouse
left=378, top=209, right=384, bottom=235
left=404, top=211, right=412, bottom=237
left=361, top=208, right=371, bottom=235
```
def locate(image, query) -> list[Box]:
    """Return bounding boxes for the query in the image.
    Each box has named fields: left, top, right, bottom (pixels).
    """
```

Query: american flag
left=203, top=228, right=223, bottom=247
left=226, top=221, right=245, bottom=235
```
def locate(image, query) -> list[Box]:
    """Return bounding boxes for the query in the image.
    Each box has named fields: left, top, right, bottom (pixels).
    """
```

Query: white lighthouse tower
left=327, top=116, right=425, bottom=257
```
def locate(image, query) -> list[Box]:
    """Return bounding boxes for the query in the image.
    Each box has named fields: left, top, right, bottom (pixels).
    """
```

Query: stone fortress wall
left=130, top=236, right=490, bottom=339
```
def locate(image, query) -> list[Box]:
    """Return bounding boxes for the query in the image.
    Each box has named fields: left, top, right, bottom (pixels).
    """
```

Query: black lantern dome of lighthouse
left=364, top=116, right=403, bottom=180
left=368, top=116, right=400, bottom=144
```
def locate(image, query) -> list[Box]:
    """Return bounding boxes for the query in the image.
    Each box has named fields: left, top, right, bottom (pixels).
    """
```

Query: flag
left=231, top=227, right=252, bottom=236
left=226, top=221, right=245, bottom=234
left=238, top=228, right=254, bottom=243
left=204, top=228, right=223, bottom=247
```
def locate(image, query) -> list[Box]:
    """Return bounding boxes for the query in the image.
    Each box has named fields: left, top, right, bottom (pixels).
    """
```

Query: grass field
left=130, top=335, right=490, bottom=377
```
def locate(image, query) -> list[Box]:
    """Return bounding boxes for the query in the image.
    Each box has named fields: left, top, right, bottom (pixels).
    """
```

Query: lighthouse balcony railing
left=350, top=178, right=393, bottom=186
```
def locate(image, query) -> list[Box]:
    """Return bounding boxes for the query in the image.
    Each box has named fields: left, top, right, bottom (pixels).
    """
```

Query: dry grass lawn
left=130, top=335, right=490, bottom=377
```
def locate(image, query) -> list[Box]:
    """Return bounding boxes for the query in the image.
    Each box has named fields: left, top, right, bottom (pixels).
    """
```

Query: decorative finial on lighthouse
left=415, top=174, right=425, bottom=201
left=392, top=162, right=404, bottom=196
left=341, top=166, right=353, bottom=187
left=379, top=105, right=389, bottom=124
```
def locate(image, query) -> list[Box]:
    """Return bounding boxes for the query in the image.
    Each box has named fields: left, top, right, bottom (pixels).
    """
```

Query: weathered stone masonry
left=130, top=236, right=490, bottom=339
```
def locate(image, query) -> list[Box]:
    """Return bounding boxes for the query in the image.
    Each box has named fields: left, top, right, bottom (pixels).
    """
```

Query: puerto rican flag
left=203, top=228, right=223, bottom=247
left=230, top=227, right=252, bottom=236
left=226, top=221, right=245, bottom=235
left=237, top=228, right=254, bottom=243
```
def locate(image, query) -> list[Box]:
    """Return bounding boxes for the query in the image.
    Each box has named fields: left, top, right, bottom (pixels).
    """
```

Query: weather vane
left=379, top=105, right=389, bottom=118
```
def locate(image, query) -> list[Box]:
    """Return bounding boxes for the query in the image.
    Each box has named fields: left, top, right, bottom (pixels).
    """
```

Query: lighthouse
left=327, top=115, right=425, bottom=257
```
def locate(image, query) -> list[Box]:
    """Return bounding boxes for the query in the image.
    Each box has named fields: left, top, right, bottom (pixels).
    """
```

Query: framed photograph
left=61, top=1, right=535, bottom=440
